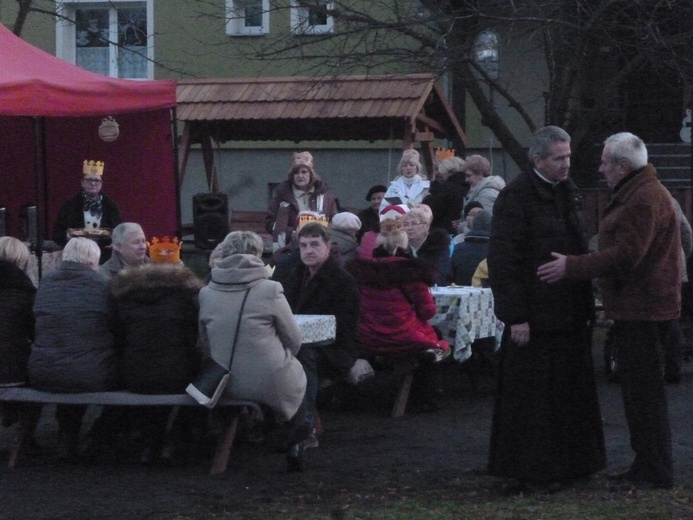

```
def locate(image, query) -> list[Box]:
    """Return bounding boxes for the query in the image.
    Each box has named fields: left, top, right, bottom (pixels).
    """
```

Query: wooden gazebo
left=176, top=73, right=466, bottom=190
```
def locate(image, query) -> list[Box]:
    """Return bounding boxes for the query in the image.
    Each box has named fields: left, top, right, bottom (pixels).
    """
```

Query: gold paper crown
left=147, top=236, right=181, bottom=264
left=435, top=148, right=455, bottom=162
left=83, top=160, right=104, bottom=176
left=297, top=211, right=329, bottom=230
left=379, top=219, right=404, bottom=236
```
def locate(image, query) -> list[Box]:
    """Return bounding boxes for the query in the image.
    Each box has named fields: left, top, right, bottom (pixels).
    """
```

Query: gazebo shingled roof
left=176, top=73, right=466, bottom=188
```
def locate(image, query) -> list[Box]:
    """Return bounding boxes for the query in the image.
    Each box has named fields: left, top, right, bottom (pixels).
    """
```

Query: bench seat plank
left=0, top=387, right=257, bottom=409
left=0, top=387, right=262, bottom=474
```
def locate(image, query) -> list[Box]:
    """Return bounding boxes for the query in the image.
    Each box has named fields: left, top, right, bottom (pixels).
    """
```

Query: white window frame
left=55, top=0, right=154, bottom=80
left=290, top=0, right=334, bottom=35
left=225, top=0, right=269, bottom=36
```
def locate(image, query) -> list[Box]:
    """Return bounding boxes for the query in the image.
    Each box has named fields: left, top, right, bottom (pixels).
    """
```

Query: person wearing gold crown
left=265, top=151, right=339, bottom=251
left=52, top=160, right=122, bottom=263
left=380, top=149, right=430, bottom=212
left=347, top=205, right=450, bottom=412
left=109, top=237, right=203, bottom=464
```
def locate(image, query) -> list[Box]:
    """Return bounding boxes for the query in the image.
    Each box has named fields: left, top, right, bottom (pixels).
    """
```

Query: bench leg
left=391, top=359, right=418, bottom=418
left=210, top=412, right=240, bottom=475
left=8, top=406, right=40, bottom=470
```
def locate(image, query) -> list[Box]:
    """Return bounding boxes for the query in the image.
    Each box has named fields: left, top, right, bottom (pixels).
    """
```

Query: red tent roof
left=0, top=23, right=175, bottom=116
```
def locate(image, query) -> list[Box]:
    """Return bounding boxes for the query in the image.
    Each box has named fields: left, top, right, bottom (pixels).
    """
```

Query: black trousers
left=612, top=320, right=673, bottom=486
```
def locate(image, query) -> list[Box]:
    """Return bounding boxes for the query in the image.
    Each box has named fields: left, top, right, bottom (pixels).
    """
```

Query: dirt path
left=1, top=329, right=692, bottom=519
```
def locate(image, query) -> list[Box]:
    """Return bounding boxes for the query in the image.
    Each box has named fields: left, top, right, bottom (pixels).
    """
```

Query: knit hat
left=379, top=204, right=409, bottom=236
left=401, top=149, right=420, bottom=162
left=331, top=212, right=362, bottom=232
left=292, top=151, right=314, bottom=168
left=463, top=201, right=484, bottom=218
left=365, top=184, right=387, bottom=201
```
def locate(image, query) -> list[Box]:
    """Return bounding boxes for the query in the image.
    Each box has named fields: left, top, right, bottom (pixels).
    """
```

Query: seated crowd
left=0, top=148, right=495, bottom=469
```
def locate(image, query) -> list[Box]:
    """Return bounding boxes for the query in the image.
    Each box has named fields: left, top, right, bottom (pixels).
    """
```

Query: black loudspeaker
left=193, top=193, right=229, bottom=250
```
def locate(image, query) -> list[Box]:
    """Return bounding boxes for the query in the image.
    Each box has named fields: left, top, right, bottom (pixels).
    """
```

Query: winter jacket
left=0, top=261, right=36, bottom=385
left=110, top=264, right=204, bottom=394
left=265, top=180, right=339, bottom=245
left=425, top=171, right=469, bottom=233
left=329, top=228, right=360, bottom=263
left=463, top=175, right=506, bottom=215
left=347, top=252, right=449, bottom=355
left=451, top=229, right=490, bottom=286
left=277, top=255, right=361, bottom=376
left=410, top=227, right=452, bottom=285
left=488, top=171, right=594, bottom=330
left=200, top=254, right=306, bottom=420
left=566, top=165, right=681, bottom=321
left=29, top=261, right=121, bottom=392
left=99, top=250, right=150, bottom=280
left=52, top=192, right=122, bottom=263
left=380, top=175, right=430, bottom=211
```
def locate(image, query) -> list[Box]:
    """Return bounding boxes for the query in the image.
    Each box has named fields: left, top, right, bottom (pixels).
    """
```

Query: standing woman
left=265, top=152, right=339, bottom=250
left=461, top=155, right=506, bottom=215
left=381, top=149, right=430, bottom=211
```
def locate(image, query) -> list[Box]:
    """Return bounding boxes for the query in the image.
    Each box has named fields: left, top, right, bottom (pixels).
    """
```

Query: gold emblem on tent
left=98, top=116, right=120, bottom=142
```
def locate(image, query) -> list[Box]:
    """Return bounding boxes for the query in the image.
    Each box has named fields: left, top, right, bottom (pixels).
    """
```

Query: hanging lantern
left=98, top=116, right=120, bottom=142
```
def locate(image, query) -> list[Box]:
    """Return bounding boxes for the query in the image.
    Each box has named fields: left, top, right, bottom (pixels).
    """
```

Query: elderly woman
left=29, top=237, right=121, bottom=459
left=348, top=205, right=450, bottom=411
left=403, top=204, right=451, bottom=285
left=381, top=149, right=430, bottom=211
left=461, top=155, right=506, bottom=215
left=198, top=231, right=308, bottom=443
left=265, top=151, right=339, bottom=249
left=329, top=212, right=362, bottom=263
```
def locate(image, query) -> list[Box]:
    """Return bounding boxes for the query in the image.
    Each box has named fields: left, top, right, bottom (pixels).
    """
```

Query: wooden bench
left=0, top=387, right=262, bottom=475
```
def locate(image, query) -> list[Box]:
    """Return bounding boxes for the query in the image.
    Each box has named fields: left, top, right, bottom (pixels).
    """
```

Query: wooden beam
left=415, top=113, right=446, bottom=134
left=177, top=122, right=191, bottom=189
left=415, top=131, right=435, bottom=142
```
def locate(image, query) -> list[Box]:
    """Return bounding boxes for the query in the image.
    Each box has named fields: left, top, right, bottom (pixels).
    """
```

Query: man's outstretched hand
left=537, top=252, right=567, bottom=283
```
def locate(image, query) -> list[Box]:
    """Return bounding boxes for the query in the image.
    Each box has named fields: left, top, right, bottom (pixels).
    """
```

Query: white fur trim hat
left=331, top=212, right=362, bottom=232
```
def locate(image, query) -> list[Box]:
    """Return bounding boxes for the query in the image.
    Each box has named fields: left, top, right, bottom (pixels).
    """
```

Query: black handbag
left=186, top=288, right=251, bottom=408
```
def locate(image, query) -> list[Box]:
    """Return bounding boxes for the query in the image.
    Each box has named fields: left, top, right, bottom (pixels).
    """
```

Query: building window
left=291, top=1, right=333, bottom=35
left=226, top=0, right=269, bottom=36
left=56, top=1, right=153, bottom=79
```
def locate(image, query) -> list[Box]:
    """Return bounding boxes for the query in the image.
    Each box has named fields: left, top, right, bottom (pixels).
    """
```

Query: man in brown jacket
left=538, top=132, right=681, bottom=489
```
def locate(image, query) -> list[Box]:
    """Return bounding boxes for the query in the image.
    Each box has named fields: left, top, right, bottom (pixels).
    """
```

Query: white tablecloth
left=429, top=286, right=499, bottom=363
left=295, top=314, right=336, bottom=345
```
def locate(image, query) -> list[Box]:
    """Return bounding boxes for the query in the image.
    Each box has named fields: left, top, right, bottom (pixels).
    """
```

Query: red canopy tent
left=0, top=23, right=178, bottom=263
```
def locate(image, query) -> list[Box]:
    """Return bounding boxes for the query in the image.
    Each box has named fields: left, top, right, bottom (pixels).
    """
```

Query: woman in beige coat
left=198, top=231, right=307, bottom=422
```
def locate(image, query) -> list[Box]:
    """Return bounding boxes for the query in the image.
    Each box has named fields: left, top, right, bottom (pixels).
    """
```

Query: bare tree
left=213, top=0, right=693, bottom=178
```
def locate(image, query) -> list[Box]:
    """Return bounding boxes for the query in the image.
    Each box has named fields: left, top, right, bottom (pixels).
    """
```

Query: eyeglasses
left=404, top=222, right=423, bottom=228
left=83, top=178, right=103, bottom=184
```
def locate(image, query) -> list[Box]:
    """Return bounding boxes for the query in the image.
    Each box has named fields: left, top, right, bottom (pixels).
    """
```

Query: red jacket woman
left=348, top=249, right=449, bottom=355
